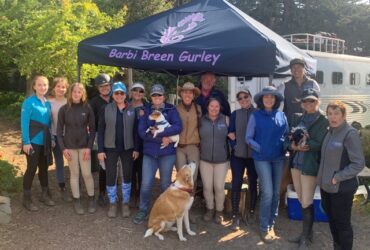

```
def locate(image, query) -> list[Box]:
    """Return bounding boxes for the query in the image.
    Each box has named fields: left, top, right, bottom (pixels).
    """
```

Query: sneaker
left=259, top=230, right=274, bottom=244
left=133, top=210, right=147, bottom=224
left=203, top=209, right=214, bottom=222
left=231, top=215, right=240, bottom=231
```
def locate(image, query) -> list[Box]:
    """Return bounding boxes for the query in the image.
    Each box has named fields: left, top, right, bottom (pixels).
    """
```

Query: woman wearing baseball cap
left=133, top=84, right=182, bottom=224
left=97, top=82, right=139, bottom=218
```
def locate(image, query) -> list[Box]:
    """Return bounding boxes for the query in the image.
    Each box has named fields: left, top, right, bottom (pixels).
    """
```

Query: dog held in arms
left=289, top=126, right=309, bottom=147
left=144, top=162, right=196, bottom=241
left=146, top=110, right=180, bottom=149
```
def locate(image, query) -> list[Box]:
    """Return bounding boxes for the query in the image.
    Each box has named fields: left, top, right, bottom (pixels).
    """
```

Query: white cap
left=131, top=82, right=145, bottom=91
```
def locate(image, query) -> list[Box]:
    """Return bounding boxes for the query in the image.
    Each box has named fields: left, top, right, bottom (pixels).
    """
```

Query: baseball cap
left=289, top=58, right=306, bottom=68
left=236, top=87, right=251, bottom=97
left=301, top=88, right=319, bottom=101
left=131, top=82, right=145, bottom=91
left=112, top=81, right=127, bottom=94
left=150, top=84, right=165, bottom=96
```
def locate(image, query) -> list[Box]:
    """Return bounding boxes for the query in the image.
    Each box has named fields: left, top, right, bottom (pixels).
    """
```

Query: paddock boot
left=39, top=187, right=55, bottom=206
left=87, top=195, right=96, bottom=213
left=121, top=183, right=131, bottom=218
left=298, top=204, right=314, bottom=250
left=73, top=198, right=84, bottom=215
left=23, top=190, right=39, bottom=212
left=107, top=203, right=118, bottom=218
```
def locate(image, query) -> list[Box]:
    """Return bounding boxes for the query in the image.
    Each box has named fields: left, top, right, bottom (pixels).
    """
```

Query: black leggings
left=23, top=144, right=49, bottom=190
left=105, top=150, right=133, bottom=186
left=321, top=188, right=355, bottom=250
left=230, top=155, right=258, bottom=216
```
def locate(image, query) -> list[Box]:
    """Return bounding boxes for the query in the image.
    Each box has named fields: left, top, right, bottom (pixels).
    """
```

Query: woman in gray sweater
left=199, top=98, right=229, bottom=224
left=317, top=100, right=365, bottom=250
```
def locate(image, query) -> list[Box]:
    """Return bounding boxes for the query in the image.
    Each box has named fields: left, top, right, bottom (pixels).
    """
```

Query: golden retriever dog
left=144, top=162, right=196, bottom=241
left=145, top=110, right=180, bottom=149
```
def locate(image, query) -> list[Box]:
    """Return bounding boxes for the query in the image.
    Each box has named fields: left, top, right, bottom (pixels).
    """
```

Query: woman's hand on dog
left=162, top=137, right=171, bottom=147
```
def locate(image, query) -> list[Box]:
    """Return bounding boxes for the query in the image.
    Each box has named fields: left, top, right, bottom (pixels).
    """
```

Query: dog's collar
left=171, top=183, right=193, bottom=195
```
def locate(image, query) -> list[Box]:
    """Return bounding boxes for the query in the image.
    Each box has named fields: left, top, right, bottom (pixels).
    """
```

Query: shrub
left=0, top=91, right=25, bottom=122
left=0, top=159, right=22, bottom=195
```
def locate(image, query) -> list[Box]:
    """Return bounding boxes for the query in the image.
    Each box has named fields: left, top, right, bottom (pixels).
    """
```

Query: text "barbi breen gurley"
left=108, top=49, right=221, bottom=66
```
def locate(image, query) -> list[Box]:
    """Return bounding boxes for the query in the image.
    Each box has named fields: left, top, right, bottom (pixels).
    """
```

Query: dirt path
left=0, top=119, right=369, bottom=250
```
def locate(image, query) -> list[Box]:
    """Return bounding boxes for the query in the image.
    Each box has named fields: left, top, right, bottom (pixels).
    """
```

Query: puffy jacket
left=138, top=103, right=182, bottom=157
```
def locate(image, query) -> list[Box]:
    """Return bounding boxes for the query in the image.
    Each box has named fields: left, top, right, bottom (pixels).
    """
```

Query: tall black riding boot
left=298, top=204, right=314, bottom=250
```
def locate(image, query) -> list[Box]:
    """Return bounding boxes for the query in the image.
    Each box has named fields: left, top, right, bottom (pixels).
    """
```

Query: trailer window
left=332, top=72, right=343, bottom=84
left=350, top=73, right=360, bottom=85
left=367, top=74, right=370, bottom=85
left=315, top=71, right=324, bottom=84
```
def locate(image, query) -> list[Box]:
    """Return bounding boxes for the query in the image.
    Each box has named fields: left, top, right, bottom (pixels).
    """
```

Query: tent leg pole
left=176, top=75, right=179, bottom=105
left=77, top=63, right=81, bottom=82
left=269, top=74, right=273, bottom=86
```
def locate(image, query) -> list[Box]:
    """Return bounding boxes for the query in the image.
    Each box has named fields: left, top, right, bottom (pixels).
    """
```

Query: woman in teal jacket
left=21, top=75, right=54, bottom=211
left=286, top=88, right=328, bottom=248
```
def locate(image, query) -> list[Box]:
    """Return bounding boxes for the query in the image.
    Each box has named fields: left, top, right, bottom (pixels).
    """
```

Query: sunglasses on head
left=114, top=91, right=125, bottom=96
left=237, top=95, right=250, bottom=101
left=302, top=99, right=315, bottom=103
left=132, top=88, right=144, bottom=93
left=151, top=94, right=163, bottom=97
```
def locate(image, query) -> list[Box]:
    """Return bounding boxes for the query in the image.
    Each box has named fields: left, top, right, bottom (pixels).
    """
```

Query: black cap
left=289, top=58, right=306, bottom=68
left=301, top=88, right=319, bottom=101
left=94, top=73, right=111, bottom=86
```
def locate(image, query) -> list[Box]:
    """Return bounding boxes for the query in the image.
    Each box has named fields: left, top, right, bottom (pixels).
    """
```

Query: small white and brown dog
left=144, top=162, right=196, bottom=241
left=146, top=110, right=180, bottom=149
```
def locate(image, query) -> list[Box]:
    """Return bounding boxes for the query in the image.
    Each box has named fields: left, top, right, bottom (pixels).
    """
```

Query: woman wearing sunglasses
left=133, top=83, right=182, bottom=224
left=97, top=82, right=139, bottom=218
left=286, top=88, right=328, bottom=248
left=228, top=87, right=258, bottom=230
left=129, top=82, right=148, bottom=207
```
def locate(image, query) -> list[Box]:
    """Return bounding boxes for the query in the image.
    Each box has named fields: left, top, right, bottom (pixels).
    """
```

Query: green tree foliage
left=231, top=0, right=370, bottom=56
left=0, top=0, right=126, bottom=84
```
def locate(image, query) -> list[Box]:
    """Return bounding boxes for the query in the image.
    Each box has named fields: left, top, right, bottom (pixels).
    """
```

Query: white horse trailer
left=228, top=33, right=370, bottom=127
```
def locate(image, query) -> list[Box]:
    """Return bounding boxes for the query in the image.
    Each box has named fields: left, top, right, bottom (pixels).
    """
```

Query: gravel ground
left=1, top=120, right=369, bottom=250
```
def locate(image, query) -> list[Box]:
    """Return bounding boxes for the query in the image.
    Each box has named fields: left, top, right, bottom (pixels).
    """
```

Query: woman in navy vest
left=228, top=87, right=257, bottom=230
left=98, top=82, right=139, bottom=218
left=246, top=86, right=288, bottom=243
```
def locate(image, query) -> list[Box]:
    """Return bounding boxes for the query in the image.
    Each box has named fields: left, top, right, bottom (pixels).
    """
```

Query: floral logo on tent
left=160, top=13, right=205, bottom=45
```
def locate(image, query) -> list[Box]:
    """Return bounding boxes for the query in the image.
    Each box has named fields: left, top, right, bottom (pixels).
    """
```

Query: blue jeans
left=254, top=159, right=285, bottom=232
left=53, top=136, right=65, bottom=186
left=139, top=154, right=176, bottom=213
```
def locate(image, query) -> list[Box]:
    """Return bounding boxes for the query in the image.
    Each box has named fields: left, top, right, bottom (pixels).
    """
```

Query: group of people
left=20, top=58, right=365, bottom=250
